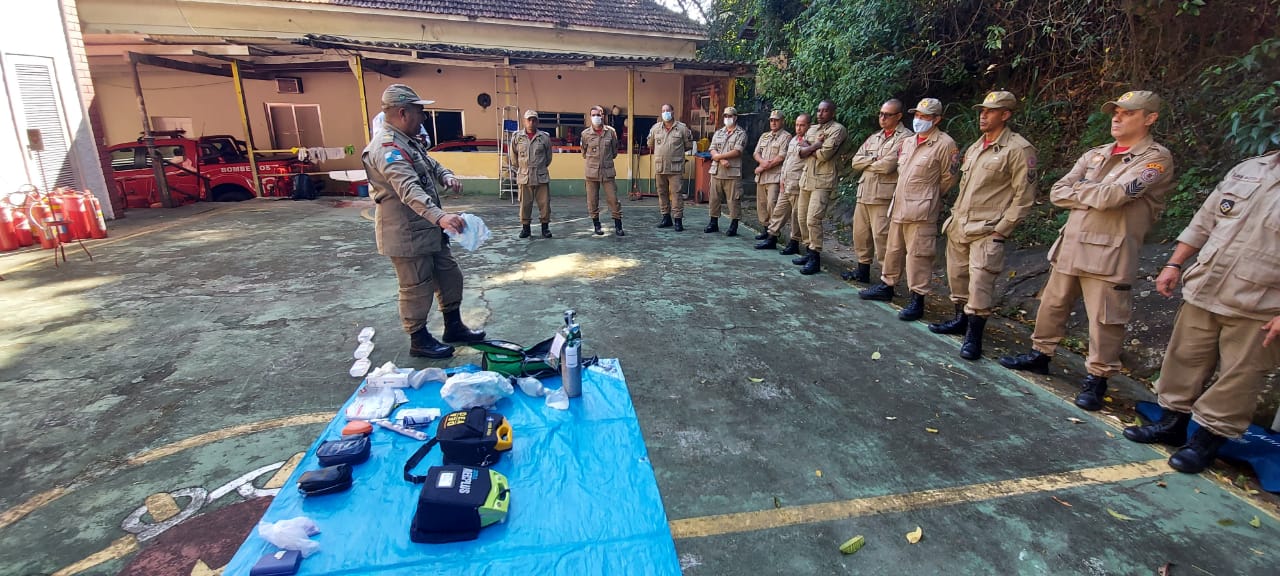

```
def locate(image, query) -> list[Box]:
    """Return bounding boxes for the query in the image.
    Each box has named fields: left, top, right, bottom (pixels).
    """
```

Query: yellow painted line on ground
left=669, top=459, right=1170, bottom=540
left=50, top=535, right=138, bottom=576
left=0, top=486, right=68, bottom=532
left=265, top=452, right=305, bottom=489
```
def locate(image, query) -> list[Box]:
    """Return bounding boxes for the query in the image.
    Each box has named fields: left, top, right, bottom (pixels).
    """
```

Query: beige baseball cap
left=1102, top=91, right=1162, bottom=114
left=381, top=84, right=435, bottom=107
left=909, top=98, right=943, bottom=116
left=722, top=106, right=738, bottom=116
left=974, top=91, right=1018, bottom=111
left=768, top=110, right=784, bottom=120
left=524, top=109, right=539, bottom=119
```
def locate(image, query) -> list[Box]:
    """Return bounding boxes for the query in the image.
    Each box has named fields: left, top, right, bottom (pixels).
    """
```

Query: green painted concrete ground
left=0, top=195, right=1275, bottom=575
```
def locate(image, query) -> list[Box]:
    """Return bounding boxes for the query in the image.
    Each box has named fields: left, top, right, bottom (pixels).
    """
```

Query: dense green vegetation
left=705, top=0, right=1280, bottom=245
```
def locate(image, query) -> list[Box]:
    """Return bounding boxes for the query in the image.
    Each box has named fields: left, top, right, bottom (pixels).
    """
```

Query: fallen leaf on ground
left=1233, top=474, right=1249, bottom=487
left=1249, top=516, right=1261, bottom=528
left=815, top=469, right=823, bottom=478
left=1156, top=481, right=1168, bottom=488
left=925, top=427, right=939, bottom=434
left=1246, top=489, right=1259, bottom=496
left=839, top=535, right=866, bottom=555
left=1250, top=548, right=1264, bottom=556
left=963, top=394, right=977, bottom=400
left=773, top=496, right=781, bottom=509
left=1218, top=518, right=1237, bottom=526
left=1195, top=488, right=1202, bottom=494
left=1052, top=496, right=1072, bottom=507
left=885, top=416, right=898, bottom=420
left=1107, top=508, right=1133, bottom=521
left=1067, top=417, right=1085, bottom=424
left=1158, top=563, right=1173, bottom=576
left=1105, top=431, right=1115, bottom=438
left=871, top=351, right=882, bottom=360
left=905, top=526, right=923, bottom=544
left=748, top=377, right=764, bottom=383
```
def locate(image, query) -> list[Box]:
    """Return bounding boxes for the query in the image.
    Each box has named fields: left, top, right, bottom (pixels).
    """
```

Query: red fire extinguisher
left=12, top=206, right=34, bottom=247
left=61, top=191, right=92, bottom=241
left=0, top=206, right=19, bottom=252
left=30, top=199, right=59, bottom=249
left=46, top=192, right=72, bottom=243
left=86, top=192, right=108, bottom=239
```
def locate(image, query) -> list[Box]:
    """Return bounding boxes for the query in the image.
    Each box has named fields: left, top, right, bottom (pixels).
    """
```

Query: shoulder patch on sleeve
left=384, top=148, right=404, bottom=164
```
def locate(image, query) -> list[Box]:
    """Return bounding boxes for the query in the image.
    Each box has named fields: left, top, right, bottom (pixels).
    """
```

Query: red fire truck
left=106, top=133, right=313, bottom=209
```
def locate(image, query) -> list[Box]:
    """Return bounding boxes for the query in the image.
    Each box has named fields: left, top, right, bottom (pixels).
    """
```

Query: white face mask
left=661, top=111, right=674, bottom=122
left=913, top=118, right=934, bottom=133
left=724, top=117, right=735, bottom=127
left=590, top=115, right=603, bottom=127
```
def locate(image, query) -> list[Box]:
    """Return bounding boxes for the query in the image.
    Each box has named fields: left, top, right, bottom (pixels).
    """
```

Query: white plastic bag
left=545, top=387, right=569, bottom=410
left=440, top=371, right=514, bottom=410
left=408, top=367, right=448, bottom=389
left=445, top=213, right=491, bottom=251
left=258, top=516, right=321, bottom=557
left=515, top=376, right=545, bottom=397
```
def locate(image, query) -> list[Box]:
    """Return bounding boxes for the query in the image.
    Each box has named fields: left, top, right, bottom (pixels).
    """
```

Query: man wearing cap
left=510, top=109, right=554, bottom=238
left=756, top=113, right=810, bottom=252
left=929, top=91, right=1037, bottom=361
left=1000, top=90, right=1176, bottom=412
left=582, top=104, right=624, bottom=237
left=752, top=110, right=791, bottom=240
left=362, top=84, right=485, bottom=359
left=861, top=97, right=958, bottom=319
left=648, top=103, right=695, bottom=231
left=793, top=100, right=849, bottom=275
left=843, top=99, right=913, bottom=283
left=1123, top=146, right=1280, bottom=474
left=706, top=106, right=749, bottom=236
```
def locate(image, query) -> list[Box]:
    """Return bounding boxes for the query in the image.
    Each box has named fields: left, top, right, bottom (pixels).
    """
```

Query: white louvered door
left=4, top=53, right=80, bottom=191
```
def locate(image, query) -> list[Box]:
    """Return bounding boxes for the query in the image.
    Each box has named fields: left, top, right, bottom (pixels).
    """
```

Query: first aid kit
left=408, top=464, right=510, bottom=543
left=403, top=407, right=512, bottom=471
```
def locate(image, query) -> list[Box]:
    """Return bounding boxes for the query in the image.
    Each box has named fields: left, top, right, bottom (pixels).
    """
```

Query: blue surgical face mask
left=913, top=118, right=934, bottom=133
left=661, top=111, right=674, bottom=122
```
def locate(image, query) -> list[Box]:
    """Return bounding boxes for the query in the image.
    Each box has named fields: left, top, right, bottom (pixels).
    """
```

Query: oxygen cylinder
left=560, top=309, right=583, bottom=398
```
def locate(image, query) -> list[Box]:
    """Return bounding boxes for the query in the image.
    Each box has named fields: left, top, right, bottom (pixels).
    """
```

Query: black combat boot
left=859, top=282, right=894, bottom=301
left=541, top=223, right=553, bottom=238
left=755, top=229, right=770, bottom=240
left=592, top=218, right=604, bottom=236
left=792, top=247, right=810, bottom=265
left=409, top=327, right=454, bottom=359
left=779, top=239, right=800, bottom=255
left=1074, top=374, right=1108, bottom=411
left=841, top=263, right=871, bottom=283
left=1168, top=427, right=1228, bottom=474
left=754, top=234, right=778, bottom=250
left=657, top=214, right=673, bottom=228
left=441, top=309, right=486, bottom=343
left=726, top=219, right=740, bottom=237
left=928, top=304, right=968, bottom=335
left=899, top=291, right=926, bottom=321
left=959, top=315, right=986, bottom=360
left=998, top=350, right=1051, bottom=374
left=1124, top=410, right=1190, bottom=446
left=674, top=218, right=684, bottom=232
left=704, top=218, right=720, bottom=233
left=519, top=224, right=531, bottom=239
left=614, top=218, right=625, bottom=237
left=800, top=250, right=821, bottom=275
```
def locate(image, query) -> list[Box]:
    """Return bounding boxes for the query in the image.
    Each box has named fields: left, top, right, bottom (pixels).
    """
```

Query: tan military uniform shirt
left=647, top=121, right=694, bottom=175
left=509, top=130, right=553, bottom=185
left=890, top=130, right=959, bottom=223
left=800, top=120, right=848, bottom=191
left=1047, top=136, right=1176, bottom=284
left=780, top=134, right=807, bottom=188
left=850, top=125, right=913, bottom=205
left=944, top=128, right=1038, bottom=240
left=754, top=128, right=792, bottom=184
left=361, top=125, right=454, bottom=257
left=1177, top=151, right=1280, bottom=321
left=581, top=125, right=618, bottom=181
left=708, top=126, right=748, bottom=180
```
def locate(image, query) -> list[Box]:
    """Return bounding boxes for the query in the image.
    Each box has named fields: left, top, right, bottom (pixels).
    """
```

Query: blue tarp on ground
left=223, top=360, right=681, bottom=575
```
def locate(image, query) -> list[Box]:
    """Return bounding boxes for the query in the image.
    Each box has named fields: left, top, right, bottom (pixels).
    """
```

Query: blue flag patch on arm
left=384, top=148, right=404, bottom=163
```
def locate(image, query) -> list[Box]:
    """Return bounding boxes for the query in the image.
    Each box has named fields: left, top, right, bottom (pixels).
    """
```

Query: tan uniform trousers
left=1157, top=303, right=1280, bottom=438
left=853, top=202, right=890, bottom=266
left=767, top=182, right=802, bottom=240
left=1030, top=268, right=1131, bottom=377
left=881, top=221, right=937, bottom=295
left=519, top=183, right=551, bottom=225
left=756, top=183, right=780, bottom=228
left=389, top=247, right=463, bottom=334
left=796, top=187, right=833, bottom=251
left=586, top=179, right=622, bottom=220
left=944, top=234, right=1006, bottom=316
left=709, top=178, right=742, bottom=220
left=656, top=174, right=684, bottom=218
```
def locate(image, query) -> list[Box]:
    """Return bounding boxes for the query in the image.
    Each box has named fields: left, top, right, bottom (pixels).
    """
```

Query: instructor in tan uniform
left=1124, top=148, right=1280, bottom=474
left=844, top=99, right=912, bottom=283
left=793, top=100, right=848, bottom=275
left=1000, top=91, right=1175, bottom=412
left=362, top=84, right=485, bottom=359
left=753, top=110, right=791, bottom=240
left=510, top=109, right=554, bottom=238
left=930, top=91, right=1037, bottom=361
left=860, top=98, right=958, bottom=321
left=648, top=103, right=694, bottom=231
left=582, top=104, right=624, bottom=236
left=756, top=113, right=810, bottom=253
left=705, top=106, right=748, bottom=237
